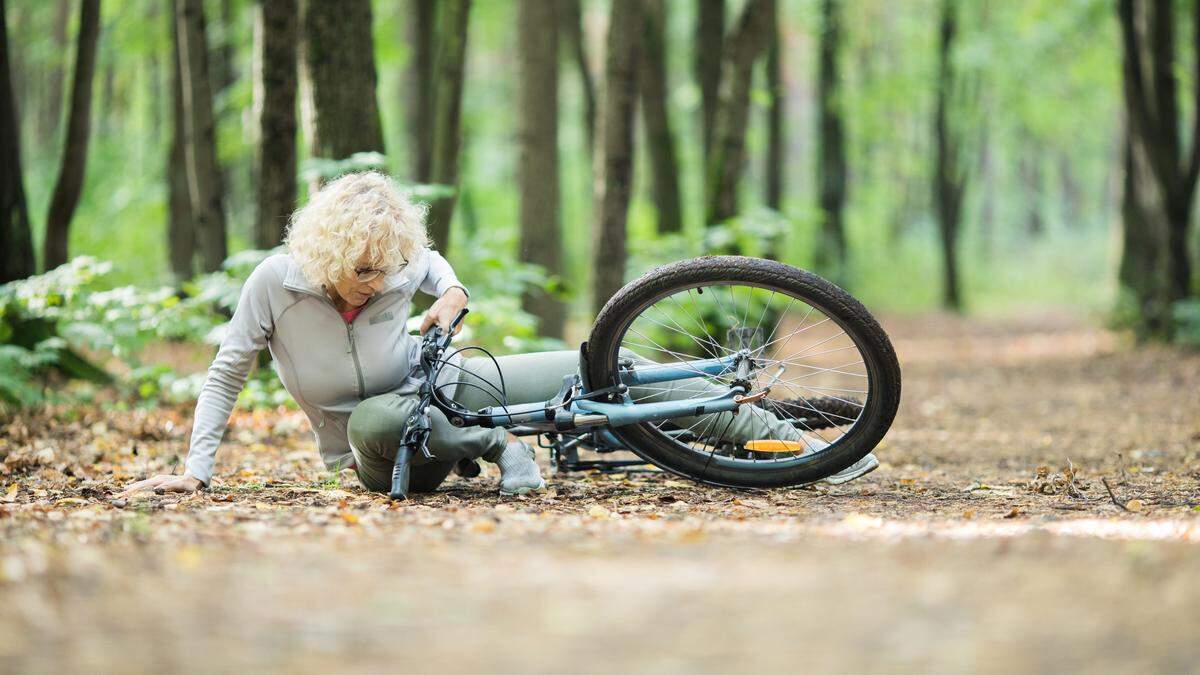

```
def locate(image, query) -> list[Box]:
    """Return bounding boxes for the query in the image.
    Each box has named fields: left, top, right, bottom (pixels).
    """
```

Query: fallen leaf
left=1126, top=499, right=1144, bottom=512
left=588, top=505, right=611, bottom=519
left=174, top=547, right=202, bottom=569
left=339, top=511, right=360, bottom=524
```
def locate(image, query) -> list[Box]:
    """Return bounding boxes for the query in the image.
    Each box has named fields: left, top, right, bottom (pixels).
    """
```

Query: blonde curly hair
left=284, top=171, right=431, bottom=288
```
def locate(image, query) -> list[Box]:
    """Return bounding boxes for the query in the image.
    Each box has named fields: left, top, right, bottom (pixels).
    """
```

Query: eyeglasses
left=354, top=257, right=407, bottom=283
left=354, top=267, right=386, bottom=283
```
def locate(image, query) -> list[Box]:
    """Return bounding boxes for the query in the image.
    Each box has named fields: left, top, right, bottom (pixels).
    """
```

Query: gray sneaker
left=496, top=440, right=546, bottom=495
left=820, top=453, right=880, bottom=485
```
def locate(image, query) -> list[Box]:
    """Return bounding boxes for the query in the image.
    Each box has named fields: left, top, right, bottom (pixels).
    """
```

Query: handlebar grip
left=389, top=445, right=414, bottom=500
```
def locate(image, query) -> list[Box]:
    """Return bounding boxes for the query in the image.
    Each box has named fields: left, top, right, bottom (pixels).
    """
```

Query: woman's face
left=328, top=253, right=388, bottom=308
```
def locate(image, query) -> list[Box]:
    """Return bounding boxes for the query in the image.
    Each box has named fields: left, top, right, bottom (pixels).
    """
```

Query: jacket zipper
left=346, top=322, right=366, bottom=399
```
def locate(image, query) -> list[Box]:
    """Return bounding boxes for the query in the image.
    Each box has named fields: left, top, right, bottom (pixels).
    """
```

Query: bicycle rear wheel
left=585, top=256, right=901, bottom=488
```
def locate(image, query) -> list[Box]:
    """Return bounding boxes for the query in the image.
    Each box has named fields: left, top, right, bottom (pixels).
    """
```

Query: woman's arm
left=418, top=248, right=469, bottom=299
left=418, top=249, right=470, bottom=334
left=121, top=261, right=276, bottom=495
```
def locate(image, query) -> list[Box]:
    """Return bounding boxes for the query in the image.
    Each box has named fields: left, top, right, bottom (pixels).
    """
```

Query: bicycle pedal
left=743, top=439, right=807, bottom=453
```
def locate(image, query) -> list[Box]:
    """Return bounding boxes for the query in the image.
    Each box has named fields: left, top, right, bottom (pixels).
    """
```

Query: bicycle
left=390, top=256, right=901, bottom=499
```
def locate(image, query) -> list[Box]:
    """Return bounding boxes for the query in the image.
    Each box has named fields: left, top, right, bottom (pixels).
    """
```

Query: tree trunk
left=638, top=0, right=682, bottom=234
left=1020, top=134, right=1044, bottom=237
left=695, top=0, right=724, bottom=165
left=408, top=0, right=436, bottom=182
left=0, top=0, right=35, bottom=283
left=1120, top=121, right=1171, bottom=337
left=176, top=0, right=227, bottom=272
left=302, top=0, right=385, bottom=162
left=147, top=2, right=165, bottom=143
left=976, top=115, right=994, bottom=255
left=704, top=0, right=775, bottom=226
left=1058, top=153, right=1081, bottom=228
left=168, top=3, right=195, bottom=283
left=1116, top=0, right=1200, bottom=335
left=255, top=0, right=297, bottom=250
left=43, top=0, right=102, bottom=271
left=38, top=0, right=71, bottom=144
left=560, top=0, right=597, bottom=157
left=100, top=51, right=116, bottom=132
left=764, top=1, right=783, bottom=212
left=516, top=0, right=565, bottom=339
left=591, top=0, right=640, bottom=315
left=814, top=0, right=846, bottom=281
left=934, top=18, right=964, bottom=312
left=213, top=0, right=237, bottom=92
left=933, top=0, right=964, bottom=311
left=425, top=0, right=471, bottom=251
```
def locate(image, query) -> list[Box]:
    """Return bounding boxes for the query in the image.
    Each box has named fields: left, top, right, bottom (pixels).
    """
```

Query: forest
left=2, top=1, right=1194, bottom=349
left=1, top=1, right=1199, bottom=672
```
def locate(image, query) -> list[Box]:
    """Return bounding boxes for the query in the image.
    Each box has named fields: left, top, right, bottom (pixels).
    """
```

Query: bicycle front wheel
left=585, top=256, right=901, bottom=489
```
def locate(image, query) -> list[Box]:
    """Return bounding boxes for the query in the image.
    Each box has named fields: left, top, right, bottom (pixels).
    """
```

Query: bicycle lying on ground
left=390, top=256, right=901, bottom=499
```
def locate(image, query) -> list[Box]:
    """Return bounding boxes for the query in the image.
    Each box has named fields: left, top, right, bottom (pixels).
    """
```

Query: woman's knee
left=347, top=394, right=417, bottom=458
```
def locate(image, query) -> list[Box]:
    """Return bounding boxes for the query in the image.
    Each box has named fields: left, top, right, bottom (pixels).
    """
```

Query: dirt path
left=1, top=313, right=1198, bottom=673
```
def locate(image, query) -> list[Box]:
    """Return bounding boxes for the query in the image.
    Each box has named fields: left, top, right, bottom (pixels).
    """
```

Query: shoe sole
left=820, top=455, right=880, bottom=485
left=499, top=478, right=547, bottom=496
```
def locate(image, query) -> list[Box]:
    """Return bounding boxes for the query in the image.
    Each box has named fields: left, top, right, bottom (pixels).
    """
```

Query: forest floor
left=1, top=312, right=1198, bottom=674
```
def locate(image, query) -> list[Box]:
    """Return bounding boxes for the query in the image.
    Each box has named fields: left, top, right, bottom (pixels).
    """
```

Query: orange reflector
left=743, top=440, right=806, bottom=453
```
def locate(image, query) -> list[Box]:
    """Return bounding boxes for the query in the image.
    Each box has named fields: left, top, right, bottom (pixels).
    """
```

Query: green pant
left=346, top=349, right=801, bottom=493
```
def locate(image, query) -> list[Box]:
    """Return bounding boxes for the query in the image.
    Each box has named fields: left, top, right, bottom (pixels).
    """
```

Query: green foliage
left=629, top=208, right=796, bottom=277
left=299, top=153, right=456, bottom=203
left=451, top=229, right=569, bottom=354
left=1170, top=300, right=1200, bottom=348
left=2, top=257, right=227, bottom=360
left=703, top=208, right=792, bottom=257
left=0, top=256, right=265, bottom=409
left=0, top=341, right=61, bottom=407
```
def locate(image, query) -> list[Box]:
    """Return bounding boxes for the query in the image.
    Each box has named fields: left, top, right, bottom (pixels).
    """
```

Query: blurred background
left=0, top=0, right=1195, bottom=407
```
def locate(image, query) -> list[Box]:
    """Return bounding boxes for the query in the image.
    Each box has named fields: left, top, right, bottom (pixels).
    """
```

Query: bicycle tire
left=585, top=256, right=901, bottom=488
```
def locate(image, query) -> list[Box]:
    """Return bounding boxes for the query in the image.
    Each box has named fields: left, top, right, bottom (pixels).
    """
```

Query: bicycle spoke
left=638, top=306, right=724, bottom=359
left=677, top=289, right=727, bottom=356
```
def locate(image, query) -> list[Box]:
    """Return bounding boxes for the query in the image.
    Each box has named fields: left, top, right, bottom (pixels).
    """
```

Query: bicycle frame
left=459, top=354, right=746, bottom=430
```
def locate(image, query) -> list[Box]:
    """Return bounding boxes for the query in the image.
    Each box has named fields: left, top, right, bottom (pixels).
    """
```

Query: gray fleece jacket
left=183, top=248, right=468, bottom=485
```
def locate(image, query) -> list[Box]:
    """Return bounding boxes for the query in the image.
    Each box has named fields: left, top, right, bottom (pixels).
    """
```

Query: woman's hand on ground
left=420, top=286, right=469, bottom=335
left=117, top=474, right=204, bottom=497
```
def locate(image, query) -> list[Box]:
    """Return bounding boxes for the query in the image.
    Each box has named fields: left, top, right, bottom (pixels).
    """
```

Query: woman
left=123, top=171, right=876, bottom=498
left=121, top=171, right=546, bottom=497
